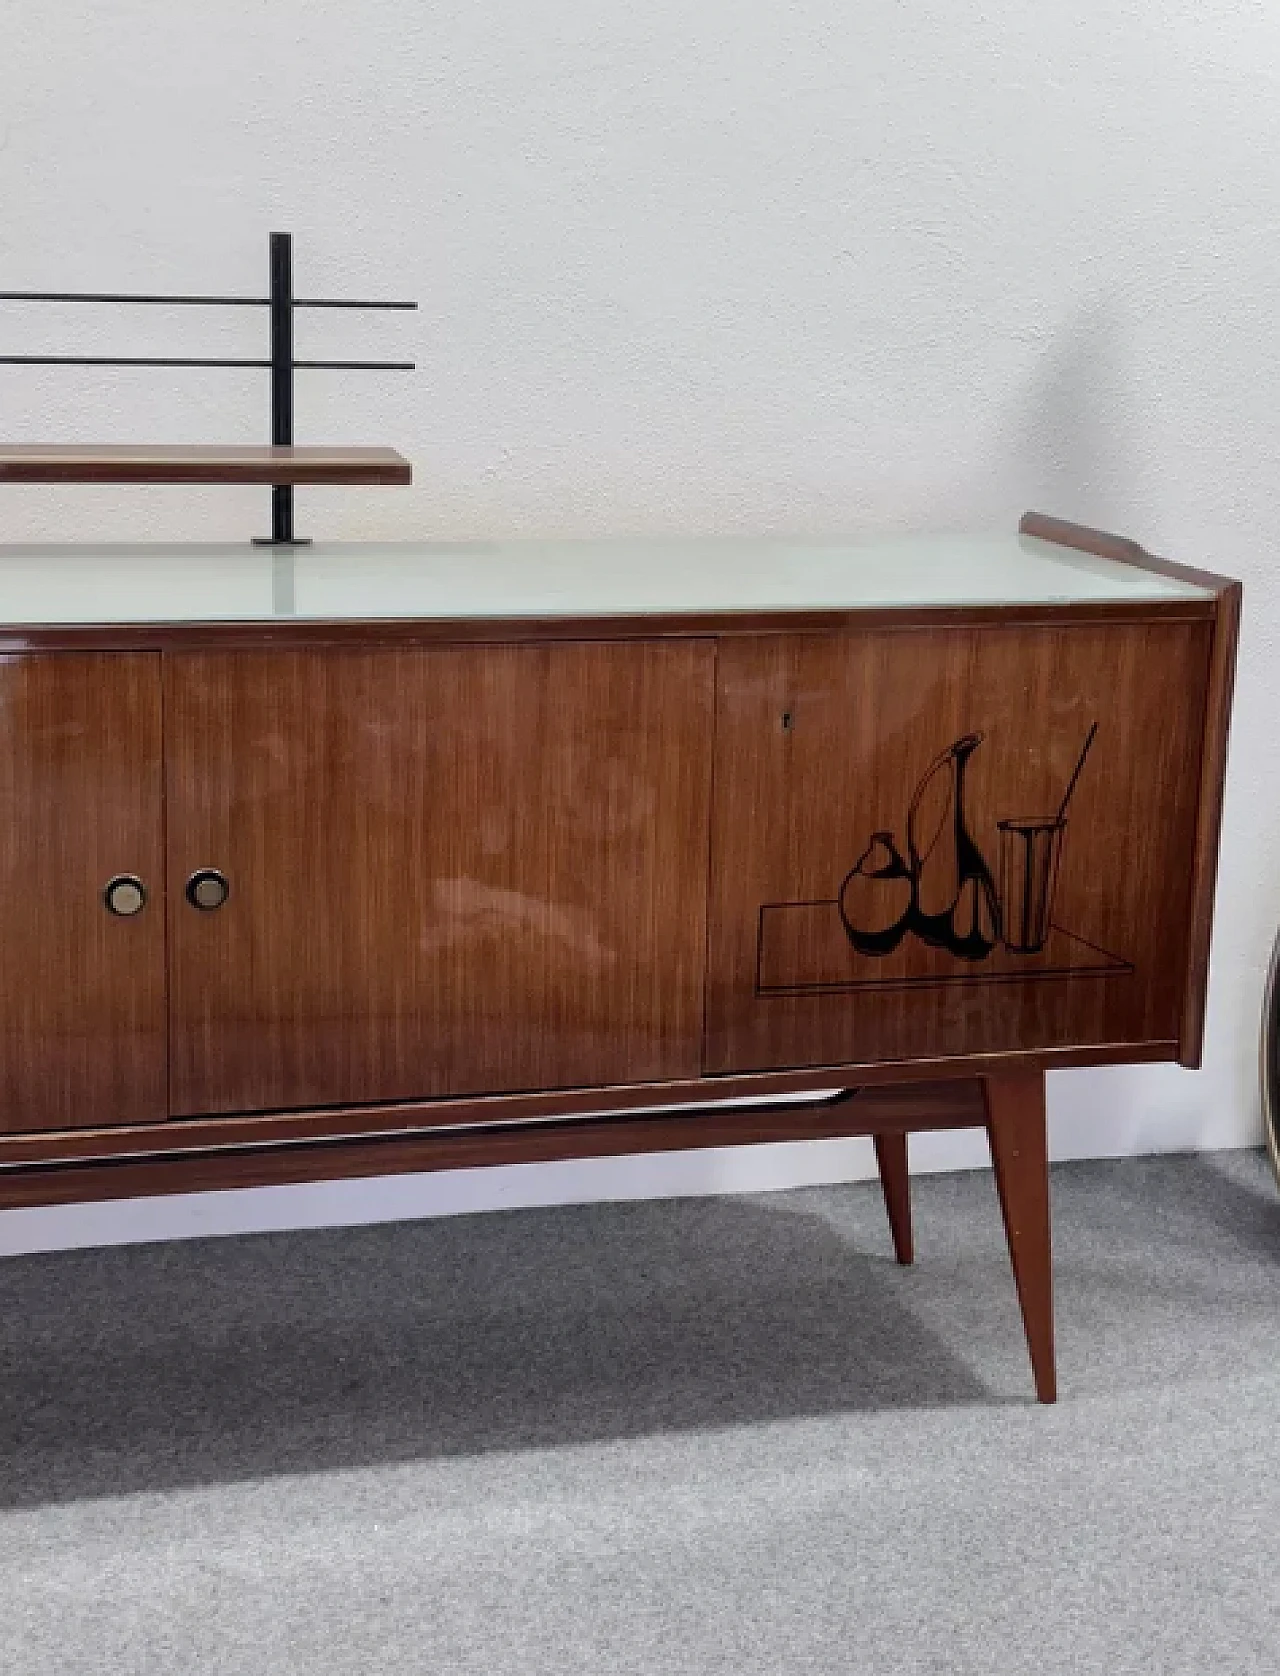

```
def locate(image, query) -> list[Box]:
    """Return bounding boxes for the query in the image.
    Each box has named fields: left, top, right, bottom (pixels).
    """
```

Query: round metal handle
left=104, top=874, right=147, bottom=917
left=186, top=868, right=229, bottom=912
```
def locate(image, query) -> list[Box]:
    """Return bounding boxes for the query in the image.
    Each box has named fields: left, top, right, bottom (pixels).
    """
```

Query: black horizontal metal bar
left=295, top=299, right=417, bottom=311
left=0, top=289, right=416, bottom=309
left=0, top=355, right=415, bottom=370
left=0, top=354, right=268, bottom=366
left=300, top=358, right=415, bottom=369
left=0, top=291, right=265, bottom=307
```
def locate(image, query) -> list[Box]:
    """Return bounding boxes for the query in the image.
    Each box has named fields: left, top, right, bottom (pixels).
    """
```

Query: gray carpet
left=2, top=1149, right=1278, bottom=1674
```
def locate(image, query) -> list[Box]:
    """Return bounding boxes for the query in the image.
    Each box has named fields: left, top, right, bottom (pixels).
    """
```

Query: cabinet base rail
left=0, top=1079, right=984, bottom=1189
left=0, top=1070, right=1056, bottom=1402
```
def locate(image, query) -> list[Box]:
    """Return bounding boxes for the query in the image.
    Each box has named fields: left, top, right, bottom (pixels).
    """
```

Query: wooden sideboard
left=0, top=512, right=1239, bottom=1404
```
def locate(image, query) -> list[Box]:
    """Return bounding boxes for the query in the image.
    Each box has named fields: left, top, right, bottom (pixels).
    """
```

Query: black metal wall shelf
left=0, top=231, right=416, bottom=543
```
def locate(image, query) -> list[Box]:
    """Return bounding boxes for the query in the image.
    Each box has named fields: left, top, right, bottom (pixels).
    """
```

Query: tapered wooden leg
left=873, top=1132, right=914, bottom=1265
left=983, top=1070, right=1056, bottom=1404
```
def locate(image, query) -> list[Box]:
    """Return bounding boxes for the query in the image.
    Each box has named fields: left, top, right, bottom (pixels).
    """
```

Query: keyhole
left=781, top=710, right=794, bottom=733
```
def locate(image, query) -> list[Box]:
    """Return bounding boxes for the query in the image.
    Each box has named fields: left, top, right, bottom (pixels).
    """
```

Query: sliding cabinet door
left=0, top=654, right=166, bottom=1132
left=165, top=641, right=714, bottom=1116
left=705, top=621, right=1212, bottom=1073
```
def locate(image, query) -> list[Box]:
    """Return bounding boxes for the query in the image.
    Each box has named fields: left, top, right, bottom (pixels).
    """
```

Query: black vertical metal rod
left=268, top=231, right=296, bottom=544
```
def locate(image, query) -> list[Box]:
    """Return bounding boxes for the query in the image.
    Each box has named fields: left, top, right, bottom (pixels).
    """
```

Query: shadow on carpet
left=2, top=1148, right=1276, bottom=1511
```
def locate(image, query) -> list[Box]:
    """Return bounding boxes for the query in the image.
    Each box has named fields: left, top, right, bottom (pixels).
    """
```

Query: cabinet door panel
left=166, top=642, right=714, bottom=1116
left=706, top=623, right=1212, bottom=1073
left=0, top=654, right=166, bottom=1132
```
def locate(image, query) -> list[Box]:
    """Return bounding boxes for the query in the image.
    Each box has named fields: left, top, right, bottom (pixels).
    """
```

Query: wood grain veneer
left=705, top=619, right=1213, bottom=1074
left=164, top=640, right=715, bottom=1116
left=0, top=444, right=411, bottom=485
left=0, top=653, right=166, bottom=1132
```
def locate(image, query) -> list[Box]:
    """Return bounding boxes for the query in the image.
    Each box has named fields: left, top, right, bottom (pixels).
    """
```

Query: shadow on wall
left=1010, top=301, right=1139, bottom=520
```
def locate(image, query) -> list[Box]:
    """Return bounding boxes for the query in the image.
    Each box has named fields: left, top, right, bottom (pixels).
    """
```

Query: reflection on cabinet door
left=165, top=641, right=715, bottom=1116
left=705, top=622, right=1213, bottom=1074
left=0, top=653, right=166, bottom=1132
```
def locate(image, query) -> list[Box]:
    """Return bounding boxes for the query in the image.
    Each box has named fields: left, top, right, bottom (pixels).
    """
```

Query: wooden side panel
left=1178, top=583, right=1241, bottom=1065
left=0, top=653, right=166, bottom=1131
left=1018, top=511, right=1242, bottom=1066
left=705, top=622, right=1213, bottom=1073
left=165, top=641, right=714, bottom=1116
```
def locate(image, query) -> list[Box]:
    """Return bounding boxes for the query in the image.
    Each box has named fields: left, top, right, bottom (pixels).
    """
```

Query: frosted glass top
left=0, top=532, right=1207, bottom=626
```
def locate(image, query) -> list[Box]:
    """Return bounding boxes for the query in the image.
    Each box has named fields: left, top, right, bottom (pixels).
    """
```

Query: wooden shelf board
left=0, top=444, right=412, bottom=486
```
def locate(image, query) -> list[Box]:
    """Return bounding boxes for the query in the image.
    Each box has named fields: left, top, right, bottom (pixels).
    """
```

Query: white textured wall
left=1, top=1, right=1276, bottom=1252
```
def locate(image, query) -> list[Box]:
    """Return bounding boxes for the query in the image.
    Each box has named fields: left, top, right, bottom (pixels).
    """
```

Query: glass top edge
left=0, top=529, right=1215, bottom=624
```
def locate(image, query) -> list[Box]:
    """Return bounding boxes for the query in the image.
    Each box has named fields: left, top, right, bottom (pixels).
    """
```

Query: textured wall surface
left=2, top=1, right=1276, bottom=1249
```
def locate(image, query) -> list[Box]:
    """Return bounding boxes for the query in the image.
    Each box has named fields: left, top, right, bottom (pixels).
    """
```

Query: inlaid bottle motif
left=907, top=734, right=1000, bottom=960
left=769, top=722, right=1117, bottom=998
left=838, top=732, right=1002, bottom=962
left=837, top=832, right=912, bottom=955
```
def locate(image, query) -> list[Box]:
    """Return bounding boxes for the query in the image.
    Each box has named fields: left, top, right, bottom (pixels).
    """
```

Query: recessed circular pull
left=186, top=868, right=229, bottom=912
left=104, top=874, right=147, bottom=917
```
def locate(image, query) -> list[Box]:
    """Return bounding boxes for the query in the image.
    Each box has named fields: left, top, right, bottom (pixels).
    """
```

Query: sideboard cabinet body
left=0, top=521, right=1237, bottom=1220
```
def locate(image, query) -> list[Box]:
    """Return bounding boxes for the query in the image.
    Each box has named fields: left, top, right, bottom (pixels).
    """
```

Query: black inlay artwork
left=837, top=732, right=1002, bottom=961
left=756, top=722, right=1131, bottom=998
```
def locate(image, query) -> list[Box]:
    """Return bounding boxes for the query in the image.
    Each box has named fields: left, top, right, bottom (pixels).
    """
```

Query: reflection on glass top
left=0, top=532, right=1208, bottom=626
